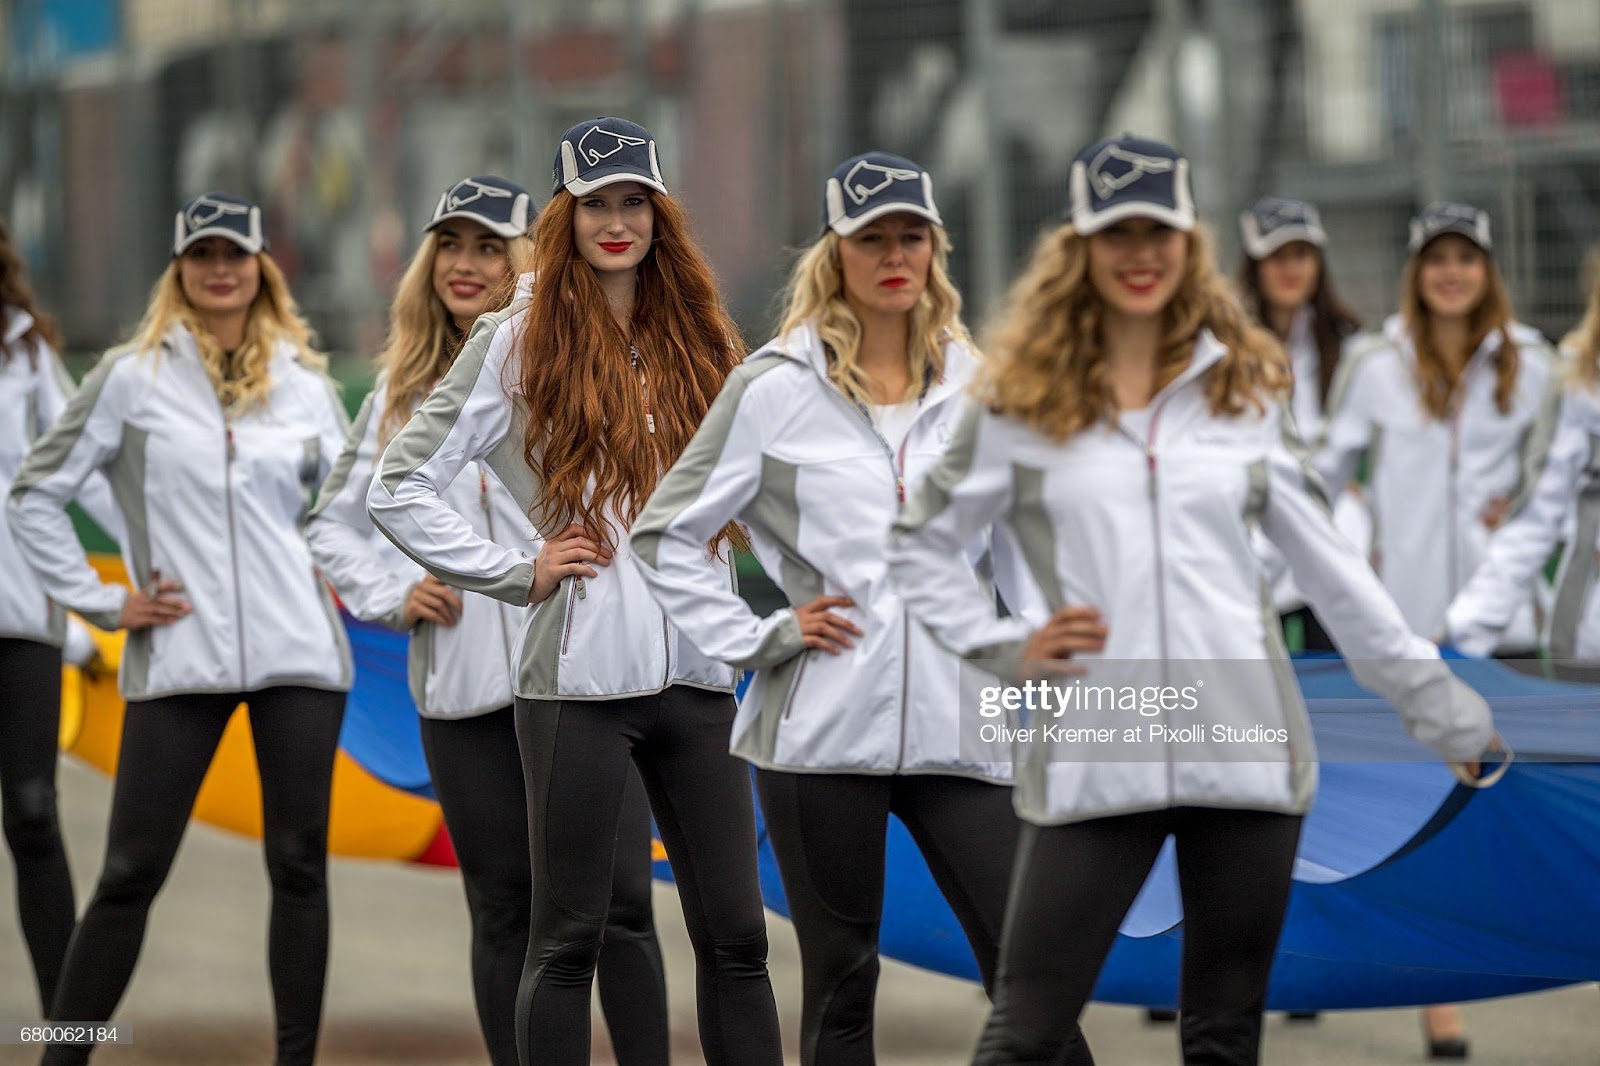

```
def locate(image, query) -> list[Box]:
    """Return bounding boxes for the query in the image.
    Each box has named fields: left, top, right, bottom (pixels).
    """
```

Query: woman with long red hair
left=368, top=119, right=782, bottom=1065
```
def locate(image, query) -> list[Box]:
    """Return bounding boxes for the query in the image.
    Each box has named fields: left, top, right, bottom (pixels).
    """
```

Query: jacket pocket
left=781, top=651, right=811, bottom=720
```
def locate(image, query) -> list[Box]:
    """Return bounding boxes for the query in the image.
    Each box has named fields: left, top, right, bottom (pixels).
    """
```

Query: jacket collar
left=751, top=320, right=978, bottom=408
left=3, top=307, right=35, bottom=347
left=162, top=322, right=299, bottom=370
left=1383, top=311, right=1543, bottom=362
left=1152, top=328, right=1228, bottom=404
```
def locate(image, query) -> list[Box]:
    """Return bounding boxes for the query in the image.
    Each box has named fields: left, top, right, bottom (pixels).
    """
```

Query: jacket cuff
left=375, top=599, right=415, bottom=633
left=80, top=586, right=129, bottom=632
left=732, top=609, right=808, bottom=671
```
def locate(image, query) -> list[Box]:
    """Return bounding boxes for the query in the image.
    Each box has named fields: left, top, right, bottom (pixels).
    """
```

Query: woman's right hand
left=403, top=575, right=464, bottom=627
left=795, top=595, right=862, bottom=655
left=119, top=574, right=191, bottom=631
left=530, top=524, right=613, bottom=605
left=1021, top=605, right=1108, bottom=662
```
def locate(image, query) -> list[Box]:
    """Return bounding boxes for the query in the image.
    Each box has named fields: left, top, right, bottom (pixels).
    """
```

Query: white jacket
left=1447, top=372, right=1600, bottom=660
left=308, top=372, right=533, bottom=718
left=366, top=284, right=737, bottom=701
left=7, top=325, right=353, bottom=699
left=631, top=323, right=1011, bottom=779
left=1316, top=315, right=1559, bottom=648
left=1264, top=310, right=1372, bottom=614
left=886, top=331, right=1494, bottom=826
left=0, top=308, right=123, bottom=644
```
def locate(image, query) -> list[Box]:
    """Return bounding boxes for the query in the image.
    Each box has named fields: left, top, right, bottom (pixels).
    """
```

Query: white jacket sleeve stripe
left=889, top=402, right=1034, bottom=661
left=1445, top=398, right=1590, bottom=656
left=1314, top=336, right=1385, bottom=497
left=309, top=381, right=421, bottom=628
left=632, top=355, right=804, bottom=670
left=36, top=344, right=126, bottom=544
left=1258, top=411, right=1493, bottom=763
left=7, top=352, right=131, bottom=629
left=1505, top=363, right=1564, bottom=516
left=369, top=308, right=533, bottom=606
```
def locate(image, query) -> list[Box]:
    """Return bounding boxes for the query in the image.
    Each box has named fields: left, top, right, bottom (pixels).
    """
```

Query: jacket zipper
left=781, top=652, right=810, bottom=719
left=1448, top=408, right=1461, bottom=596
left=560, top=577, right=578, bottom=656
left=845, top=395, right=918, bottom=766
left=1120, top=403, right=1175, bottom=802
left=479, top=466, right=516, bottom=666
left=224, top=421, right=248, bottom=687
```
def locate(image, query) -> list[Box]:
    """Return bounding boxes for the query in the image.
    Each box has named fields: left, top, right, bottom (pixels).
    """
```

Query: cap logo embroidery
left=843, top=160, right=922, bottom=206
left=446, top=179, right=512, bottom=211
left=577, top=126, right=647, bottom=167
left=1088, top=145, right=1174, bottom=200
left=186, top=195, right=250, bottom=229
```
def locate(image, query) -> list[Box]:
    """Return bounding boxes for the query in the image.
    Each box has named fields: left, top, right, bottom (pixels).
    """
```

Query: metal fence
left=4, top=0, right=1599, bottom=363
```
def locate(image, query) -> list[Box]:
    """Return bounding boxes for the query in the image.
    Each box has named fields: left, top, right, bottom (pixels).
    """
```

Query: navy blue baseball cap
left=1409, top=201, right=1492, bottom=254
left=824, top=152, right=943, bottom=236
left=173, top=193, right=266, bottom=256
left=1068, top=135, right=1195, bottom=235
left=552, top=118, right=667, bottom=197
left=1239, top=196, right=1327, bottom=259
left=426, top=176, right=533, bottom=238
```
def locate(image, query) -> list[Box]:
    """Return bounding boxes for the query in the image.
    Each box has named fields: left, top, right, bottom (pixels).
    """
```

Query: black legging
left=972, top=806, right=1303, bottom=1066
left=513, top=685, right=782, bottom=1066
left=0, top=638, right=75, bottom=1013
left=756, top=770, right=1094, bottom=1066
left=42, top=686, right=346, bottom=1066
left=418, top=706, right=668, bottom=1066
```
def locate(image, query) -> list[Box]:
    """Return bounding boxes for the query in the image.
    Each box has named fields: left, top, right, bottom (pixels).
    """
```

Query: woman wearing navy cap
left=629, top=152, right=1094, bottom=1065
left=10, top=194, right=351, bottom=1064
left=306, top=176, right=669, bottom=1066
left=1316, top=202, right=1560, bottom=661
left=884, top=136, right=1501, bottom=1065
left=368, top=121, right=782, bottom=1066
left=1236, top=196, right=1364, bottom=652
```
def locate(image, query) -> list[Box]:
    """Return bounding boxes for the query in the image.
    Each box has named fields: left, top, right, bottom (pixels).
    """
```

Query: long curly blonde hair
left=778, top=227, right=972, bottom=406
left=1563, top=247, right=1600, bottom=390
left=377, top=229, right=535, bottom=442
left=129, top=252, right=323, bottom=410
left=980, top=223, right=1288, bottom=440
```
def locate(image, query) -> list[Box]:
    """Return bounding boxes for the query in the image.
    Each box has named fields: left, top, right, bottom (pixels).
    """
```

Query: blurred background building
left=3, top=0, right=1598, bottom=363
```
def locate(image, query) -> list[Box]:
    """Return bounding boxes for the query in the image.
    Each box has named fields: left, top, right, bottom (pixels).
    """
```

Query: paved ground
left=0, top=759, right=1593, bottom=1064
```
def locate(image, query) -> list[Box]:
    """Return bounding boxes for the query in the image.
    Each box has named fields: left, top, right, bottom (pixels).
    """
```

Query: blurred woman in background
left=0, top=220, right=122, bottom=1016
left=1237, top=196, right=1364, bottom=653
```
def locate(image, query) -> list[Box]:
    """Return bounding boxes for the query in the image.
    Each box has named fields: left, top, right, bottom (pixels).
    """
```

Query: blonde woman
left=630, top=153, right=1093, bottom=1065
left=1449, top=258, right=1600, bottom=665
left=883, top=136, right=1499, bottom=1065
left=1316, top=202, right=1560, bottom=656
left=306, top=176, right=669, bottom=1066
left=8, top=194, right=351, bottom=1065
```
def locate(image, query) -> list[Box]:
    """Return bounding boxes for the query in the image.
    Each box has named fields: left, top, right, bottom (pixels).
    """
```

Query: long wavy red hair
left=515, top=190, right=747, bottom=551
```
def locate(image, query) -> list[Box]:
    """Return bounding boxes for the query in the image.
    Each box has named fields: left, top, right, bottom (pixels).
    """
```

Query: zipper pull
left=478, top=467, right=490, bottom=511
left=1145, top=450, right=1157, bottom=497
left=645, top=409, right=656, bottom=435
left=896, top=475, right=906, bottom=505
left=575, top=576, right=586, bottom=600
left=225, top=425, right=237, bottom=462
